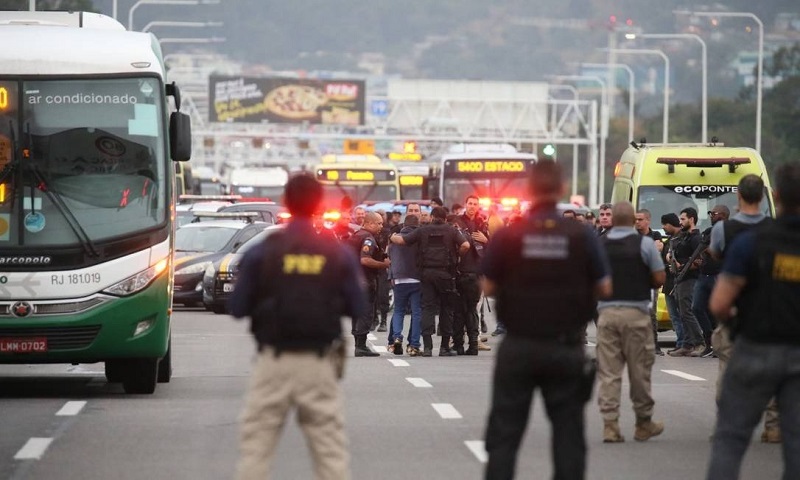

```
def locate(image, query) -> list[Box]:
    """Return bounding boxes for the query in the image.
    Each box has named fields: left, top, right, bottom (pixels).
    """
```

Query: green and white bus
left=0, top=12, right=192, bottom=394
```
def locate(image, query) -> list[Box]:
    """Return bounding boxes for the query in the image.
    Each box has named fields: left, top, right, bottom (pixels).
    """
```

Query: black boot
left=354, top=335, right=379, bottom=357
left=422, top=335, right=433, bottom=357
left=465, top=337, right=479, bottom=355
left=377, top=312, right=387, bottom=332
left=439, top=336, right=458, bottom=357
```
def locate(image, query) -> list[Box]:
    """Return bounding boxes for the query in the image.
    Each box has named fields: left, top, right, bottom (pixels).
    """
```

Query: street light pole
left=141, top=20, right=223, bottom=33
left=633, top=33, right=707, bottom=143
left=601, top=47, right=670, bottom=144
left=688, top=11, right=763, bottom=151
left=580, top=62, right=635, bottom=143
left=549, top=75, right=607, bottom=205
left=158, top=37, right=226, bottom=46
left=128, top=0, right=206, bottom=31
left=548, top=84, right=580, bottom=196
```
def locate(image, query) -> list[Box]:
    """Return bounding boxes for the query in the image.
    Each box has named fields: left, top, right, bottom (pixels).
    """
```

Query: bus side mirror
left=170, top=111, right=192, bottom=161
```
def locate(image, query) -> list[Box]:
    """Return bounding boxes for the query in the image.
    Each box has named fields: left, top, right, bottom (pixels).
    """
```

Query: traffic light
left=541, top=143, right=557, bottom=160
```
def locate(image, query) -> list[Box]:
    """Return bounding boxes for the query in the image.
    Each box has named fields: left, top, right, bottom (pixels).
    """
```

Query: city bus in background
left=397, top=164, right=436, bottom=200
left=437, top=143, right=537, bottom=215
left=190, top=165, right=222, bottom=195
left=314, top=154, right=400, bottom=213
left=224, top=165, right=289, bottom=202
left=610, top=141, right=774, bottom=330
left=0, top=11, right=192, bottom=394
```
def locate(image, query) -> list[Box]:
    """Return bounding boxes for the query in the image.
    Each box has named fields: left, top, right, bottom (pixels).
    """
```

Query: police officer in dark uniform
left=481, top=160, right=611, bottom=480
left=391, top=207, right=469, bottom=356
left=228, top=174, right=366, bottom=479
left=707, top=162, right=800, bottom=479
left=453, top=195, right=490, bottom=354
left=349, top=211, right=391, bottom=356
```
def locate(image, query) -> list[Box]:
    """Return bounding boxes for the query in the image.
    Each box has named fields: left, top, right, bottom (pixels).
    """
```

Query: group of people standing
left=483, top=163, right=799, bottom=480
left=226, top=159, right=800, bottom=480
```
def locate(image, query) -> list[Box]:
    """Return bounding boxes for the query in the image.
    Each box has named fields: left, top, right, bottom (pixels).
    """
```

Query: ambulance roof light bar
left=656, top=157, right=750, bottom=173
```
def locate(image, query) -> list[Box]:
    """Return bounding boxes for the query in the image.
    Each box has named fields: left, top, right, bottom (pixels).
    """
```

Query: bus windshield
left=442, top=177, right=529, bottom=209
left=230, top=184, right=284, bottom=200
left=321, top=184, right=397, bottom=206
left=638, top=186, right=772, bottom=231
left=0, top=77, right=166, bottom=249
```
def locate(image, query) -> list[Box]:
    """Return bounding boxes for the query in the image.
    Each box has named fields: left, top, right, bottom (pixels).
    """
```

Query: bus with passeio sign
left=313, top=154, right=400, bottom=211
left=437, top=144, right=537, bottom=214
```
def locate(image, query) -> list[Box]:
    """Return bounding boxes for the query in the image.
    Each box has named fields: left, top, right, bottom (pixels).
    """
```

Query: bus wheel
left=105, top=361, right=125, bottom=383
left=157, top=341, right=173, bottom=383
left=122, top=359, right=159, bottom=394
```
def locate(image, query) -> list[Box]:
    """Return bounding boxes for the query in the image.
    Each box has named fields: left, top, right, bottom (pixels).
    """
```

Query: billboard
left=209, top=75, right=365, bottom=125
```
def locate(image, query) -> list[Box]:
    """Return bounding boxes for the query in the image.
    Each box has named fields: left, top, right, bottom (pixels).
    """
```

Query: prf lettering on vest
left=283, top=254, right=327, bottom=275
left=772, top=253, right=800, bottom=282
left=522, top=234, right=569, bottom=260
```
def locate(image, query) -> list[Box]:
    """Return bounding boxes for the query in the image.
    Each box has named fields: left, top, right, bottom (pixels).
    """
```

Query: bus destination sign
left=445, top=159, right=532, bottom=175
left=316, top=168, right=396, bottom=182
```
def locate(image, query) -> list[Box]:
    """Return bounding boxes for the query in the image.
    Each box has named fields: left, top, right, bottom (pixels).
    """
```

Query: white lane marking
left=465, top=440, right=488, bottom=463
left=14, top=438, right=53, bottom=460
left=661, top=369, right=706, bottom=381
left=586, top=342, right=596, bottom=347
left=372, top=346, right=388, bottom=353
left=55, top=401, right=86, bottom=416
left=406, top=377, right=432, bottom=388
left=388, top=359, right=409, bottom=367
left=432, top=403, right=463, bottom=419
left=367, top=334, right=377, bottom=341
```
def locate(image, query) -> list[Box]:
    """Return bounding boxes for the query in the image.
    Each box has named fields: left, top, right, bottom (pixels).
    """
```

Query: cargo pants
left=236, top=348, right=350, bottom=480
left=596, top=307, right=656, bottom=422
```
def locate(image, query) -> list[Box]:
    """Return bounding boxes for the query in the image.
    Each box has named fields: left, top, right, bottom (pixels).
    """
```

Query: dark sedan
left=202, top=225, right=285, bottom=313
left=173, top=219, right=268, bottom=307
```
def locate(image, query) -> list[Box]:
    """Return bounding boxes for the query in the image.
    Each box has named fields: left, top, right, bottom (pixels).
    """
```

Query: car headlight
left=103, top=258, right=169, bottom=297
left=204, top=264, right=216, bottom=279
left=176, top=261, right=212, bottom=276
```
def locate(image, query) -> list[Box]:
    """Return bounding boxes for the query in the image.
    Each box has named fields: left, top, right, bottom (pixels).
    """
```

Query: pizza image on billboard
left=263, top=84, right=328, bottom=120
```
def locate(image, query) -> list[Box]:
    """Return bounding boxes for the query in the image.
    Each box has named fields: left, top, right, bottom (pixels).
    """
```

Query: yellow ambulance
left=610, top=142, right=774, bottom=329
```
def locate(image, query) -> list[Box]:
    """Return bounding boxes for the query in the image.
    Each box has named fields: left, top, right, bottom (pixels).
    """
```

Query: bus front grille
left=0, top=326, right=101, bottom=350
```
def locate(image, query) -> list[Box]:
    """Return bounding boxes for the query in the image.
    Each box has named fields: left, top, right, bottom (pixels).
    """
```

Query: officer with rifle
left=667, top=208, right=706, bottom=357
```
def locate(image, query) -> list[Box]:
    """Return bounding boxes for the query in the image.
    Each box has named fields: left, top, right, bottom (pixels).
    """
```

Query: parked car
left=173, top=216, right=268, bottom=307
left=202, top=225, right=285, bottom=313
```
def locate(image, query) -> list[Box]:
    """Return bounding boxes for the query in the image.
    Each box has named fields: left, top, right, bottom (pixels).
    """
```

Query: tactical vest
left=602, top=234, right=651, bottom=301
left=722, top=217, right=772, bottom=259
left=737, top=220, right=800, bottom=345
left=419, top=223, right=458, bottom=271
left=251, top=231, right=344, bottom=350
left=496, top=217, right=593, bottom=341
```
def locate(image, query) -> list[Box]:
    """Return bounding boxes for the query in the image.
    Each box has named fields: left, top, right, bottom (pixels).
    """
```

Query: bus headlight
left=104, top=258, right=169, bottom=296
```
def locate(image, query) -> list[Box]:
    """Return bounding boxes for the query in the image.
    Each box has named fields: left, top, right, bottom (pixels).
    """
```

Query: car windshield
left=638, top=186, right=772, bottom=231
left=0, top=77, right=166, bottom=249
left=175, top=225, right=239, bottom=253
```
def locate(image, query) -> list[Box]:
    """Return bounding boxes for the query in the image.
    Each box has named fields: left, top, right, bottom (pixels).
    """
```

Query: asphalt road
left=0, top=307, right=783, bottom=480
